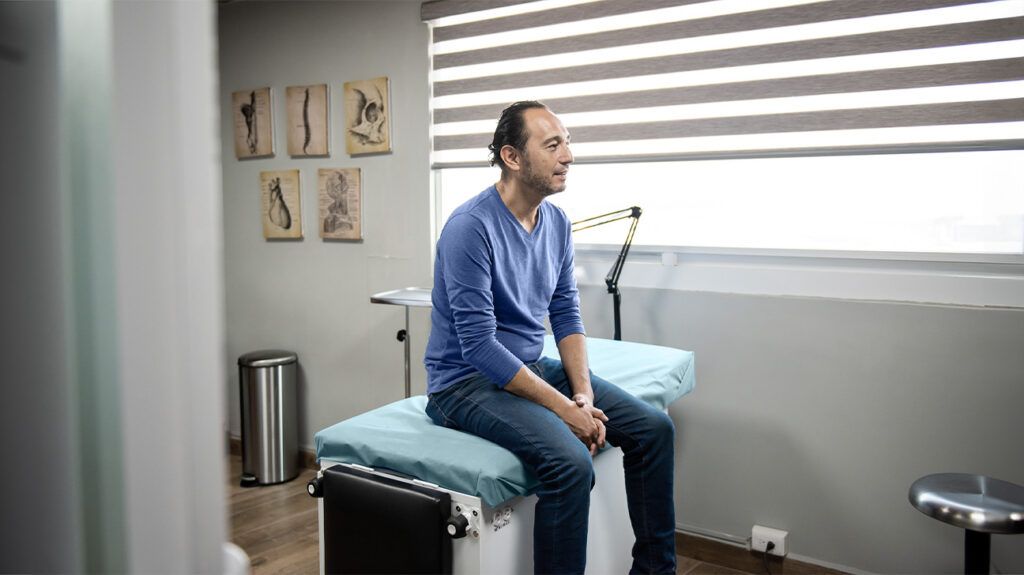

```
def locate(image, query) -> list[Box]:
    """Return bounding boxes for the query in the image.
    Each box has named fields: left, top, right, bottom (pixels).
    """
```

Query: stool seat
left=909, top=473, right=1024, bottom=534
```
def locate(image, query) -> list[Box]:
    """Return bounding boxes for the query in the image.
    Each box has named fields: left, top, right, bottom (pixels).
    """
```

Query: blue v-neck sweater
left=425, top=186, right=585, bottom=395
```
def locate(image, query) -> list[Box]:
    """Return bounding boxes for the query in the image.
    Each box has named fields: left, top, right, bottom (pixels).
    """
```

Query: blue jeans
left=426, top=357, right=676, bottom=575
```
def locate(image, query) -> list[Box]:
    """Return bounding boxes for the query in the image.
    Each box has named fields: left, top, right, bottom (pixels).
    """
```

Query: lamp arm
left=570, top=206, right=641, bottom=341
left=570, top=207, right=642, bottom=293
left=604, top=214, right=639, bottom=294
left=571, top=207, right=635, bottom=232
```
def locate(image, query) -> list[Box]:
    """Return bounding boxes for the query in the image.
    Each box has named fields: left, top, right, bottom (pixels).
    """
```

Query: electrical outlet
left=751, top=525, right=788, bottom=557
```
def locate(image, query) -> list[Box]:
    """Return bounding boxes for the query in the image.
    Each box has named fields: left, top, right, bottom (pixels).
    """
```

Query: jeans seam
left=640, top=450, right=652, bottom=574
left=453, top=387, right=549, bottom=461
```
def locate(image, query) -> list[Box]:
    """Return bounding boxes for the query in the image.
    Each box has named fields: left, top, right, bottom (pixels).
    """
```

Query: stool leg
left=964, top=529, right=990, bottom=575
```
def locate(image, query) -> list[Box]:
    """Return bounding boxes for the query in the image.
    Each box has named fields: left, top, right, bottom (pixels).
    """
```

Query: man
left=424, top=101, right=676, bottom=575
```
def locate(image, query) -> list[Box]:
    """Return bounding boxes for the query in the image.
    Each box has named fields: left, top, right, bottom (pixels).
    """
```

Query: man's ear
left=500, top=145, right=522, bottom=174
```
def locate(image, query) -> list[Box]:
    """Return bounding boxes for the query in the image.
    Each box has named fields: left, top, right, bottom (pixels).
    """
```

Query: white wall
left=112, top=2, right=228, bottom=572
left=218, top=3, right=1024, bottom=573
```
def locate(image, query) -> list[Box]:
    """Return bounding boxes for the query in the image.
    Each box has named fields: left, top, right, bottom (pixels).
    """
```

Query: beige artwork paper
left=286, top=84, right=329, bottom=156
left=260, top=169, right=303, bottom=239
left=233, top=87, right=274, bottom=159
left=318, top=168, right=362, bottom=240
left=344, top=77, right=391, bottom=155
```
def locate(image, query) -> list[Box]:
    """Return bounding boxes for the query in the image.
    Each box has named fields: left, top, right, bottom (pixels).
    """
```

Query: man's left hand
left=572, top=394, right=607, bottom=453
left=572, top=394, right=606, bottom=418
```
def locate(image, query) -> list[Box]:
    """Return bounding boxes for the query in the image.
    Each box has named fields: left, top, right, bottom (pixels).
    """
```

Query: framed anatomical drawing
left=318, top=168, right=362, bottom=241
left=343, top=77, right=391, bottom=155
left=286, top=84, right=329, bottom=156
left=259, top=169, right=302, bottom=239
left=233, top=87, right=274, bottom=159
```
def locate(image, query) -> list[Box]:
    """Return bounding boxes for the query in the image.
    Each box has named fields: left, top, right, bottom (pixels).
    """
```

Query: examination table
left=309, top=335, right=695, bottom=574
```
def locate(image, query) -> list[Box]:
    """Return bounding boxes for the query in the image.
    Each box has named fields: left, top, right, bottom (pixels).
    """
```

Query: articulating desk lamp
left=571, top=206, right=642, bottom=341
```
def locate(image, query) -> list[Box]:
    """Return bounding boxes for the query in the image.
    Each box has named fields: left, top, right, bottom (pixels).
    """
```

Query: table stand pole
left=403, top=306, right=411, bottom=398
left=965, top=529, right=990, bottom=575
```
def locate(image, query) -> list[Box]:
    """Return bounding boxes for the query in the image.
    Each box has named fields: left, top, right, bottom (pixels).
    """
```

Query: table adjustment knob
left=306, top=477, right=323, bottom=498
left=446, top=513, right=469, bottom=539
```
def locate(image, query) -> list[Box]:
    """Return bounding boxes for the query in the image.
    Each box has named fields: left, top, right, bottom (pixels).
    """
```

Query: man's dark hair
left=488, top=101, right=548, bottom=171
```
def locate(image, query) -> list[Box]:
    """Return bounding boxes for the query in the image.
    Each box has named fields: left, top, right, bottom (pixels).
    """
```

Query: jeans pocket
left=426, top=384, right=466, bottom=430
left=425, top=395, right=452, bottom=428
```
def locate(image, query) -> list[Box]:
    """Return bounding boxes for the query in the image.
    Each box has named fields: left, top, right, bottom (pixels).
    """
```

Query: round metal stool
left=909, top=473, right=1024, bottom=575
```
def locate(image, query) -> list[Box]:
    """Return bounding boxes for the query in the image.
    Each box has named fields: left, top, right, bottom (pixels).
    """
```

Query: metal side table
left=370, top=287, right=432, bottom=398
left=909, top=473, right=1024, bottom=574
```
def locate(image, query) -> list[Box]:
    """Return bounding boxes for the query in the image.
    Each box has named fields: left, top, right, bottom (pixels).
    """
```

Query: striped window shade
left=422, top=0, right=1024, bottom=168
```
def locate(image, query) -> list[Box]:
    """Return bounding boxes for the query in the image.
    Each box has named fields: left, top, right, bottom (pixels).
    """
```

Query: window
left=423, top=0, right=1024, bottom=305
left=439, top=150, right=1024, bottom=254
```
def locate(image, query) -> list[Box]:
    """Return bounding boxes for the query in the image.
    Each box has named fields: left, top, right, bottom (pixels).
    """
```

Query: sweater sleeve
left=548, top=211, right=585, bottom=343
left=439, top=214, right=524, bottom=387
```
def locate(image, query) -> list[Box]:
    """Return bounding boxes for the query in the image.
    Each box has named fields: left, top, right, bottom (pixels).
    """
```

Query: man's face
left=516, top=107, right=574, bottom=197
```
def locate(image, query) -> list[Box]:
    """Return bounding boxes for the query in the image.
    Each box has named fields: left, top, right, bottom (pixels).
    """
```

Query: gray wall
left=589, top=286, right=1024, bottom=573
left=218, top=3, right=1024, bottom=573
left=0, top=2, right=79, bottom=571
left=2, top=1, right=227, bottom=573
left=218, top=0, right=433, bottom=442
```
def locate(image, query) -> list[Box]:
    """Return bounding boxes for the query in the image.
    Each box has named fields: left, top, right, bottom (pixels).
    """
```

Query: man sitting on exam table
left=424, top=101, right=676, bottom=575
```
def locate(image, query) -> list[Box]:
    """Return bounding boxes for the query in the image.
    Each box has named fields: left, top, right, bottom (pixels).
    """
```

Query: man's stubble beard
left=520, top=153, right=565, bottom=197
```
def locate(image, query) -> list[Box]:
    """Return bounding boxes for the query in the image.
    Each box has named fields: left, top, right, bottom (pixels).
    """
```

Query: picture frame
left=344, top=77, right=392, bottom=155
left=318, top=168, right=362, bottom=241
left=286, top=84, right=329, bottom=157
left=233, top=87, right=274, bottom=159
left=259, top=169, right=303, bottom=239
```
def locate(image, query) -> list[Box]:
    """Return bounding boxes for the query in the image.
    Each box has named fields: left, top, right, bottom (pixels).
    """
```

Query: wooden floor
left=227, top=454, right=754, bottom=575
left=228, top=456, right=320, bottom=574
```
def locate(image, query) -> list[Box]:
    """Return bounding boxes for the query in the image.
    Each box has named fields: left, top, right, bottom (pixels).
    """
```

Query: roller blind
left=423, top=0, right=1024, bottom=168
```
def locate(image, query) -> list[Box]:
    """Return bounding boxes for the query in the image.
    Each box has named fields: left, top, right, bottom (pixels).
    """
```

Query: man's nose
left=560, top=143, right=574, bottom=164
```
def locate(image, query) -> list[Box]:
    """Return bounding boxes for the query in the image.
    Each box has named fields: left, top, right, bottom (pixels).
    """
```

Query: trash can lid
left=238, top=350, right=298, bottom=367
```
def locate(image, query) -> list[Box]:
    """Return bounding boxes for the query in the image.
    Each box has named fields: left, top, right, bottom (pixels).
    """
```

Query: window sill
left=573, top=245, right=1024, bottom=309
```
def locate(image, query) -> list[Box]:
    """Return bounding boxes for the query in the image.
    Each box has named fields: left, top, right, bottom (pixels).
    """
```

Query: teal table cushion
left=314, top=336, right=695, bottom=507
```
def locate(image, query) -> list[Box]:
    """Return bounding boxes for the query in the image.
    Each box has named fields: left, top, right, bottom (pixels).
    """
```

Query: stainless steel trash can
left=239, top=350, right=298, bottom=487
